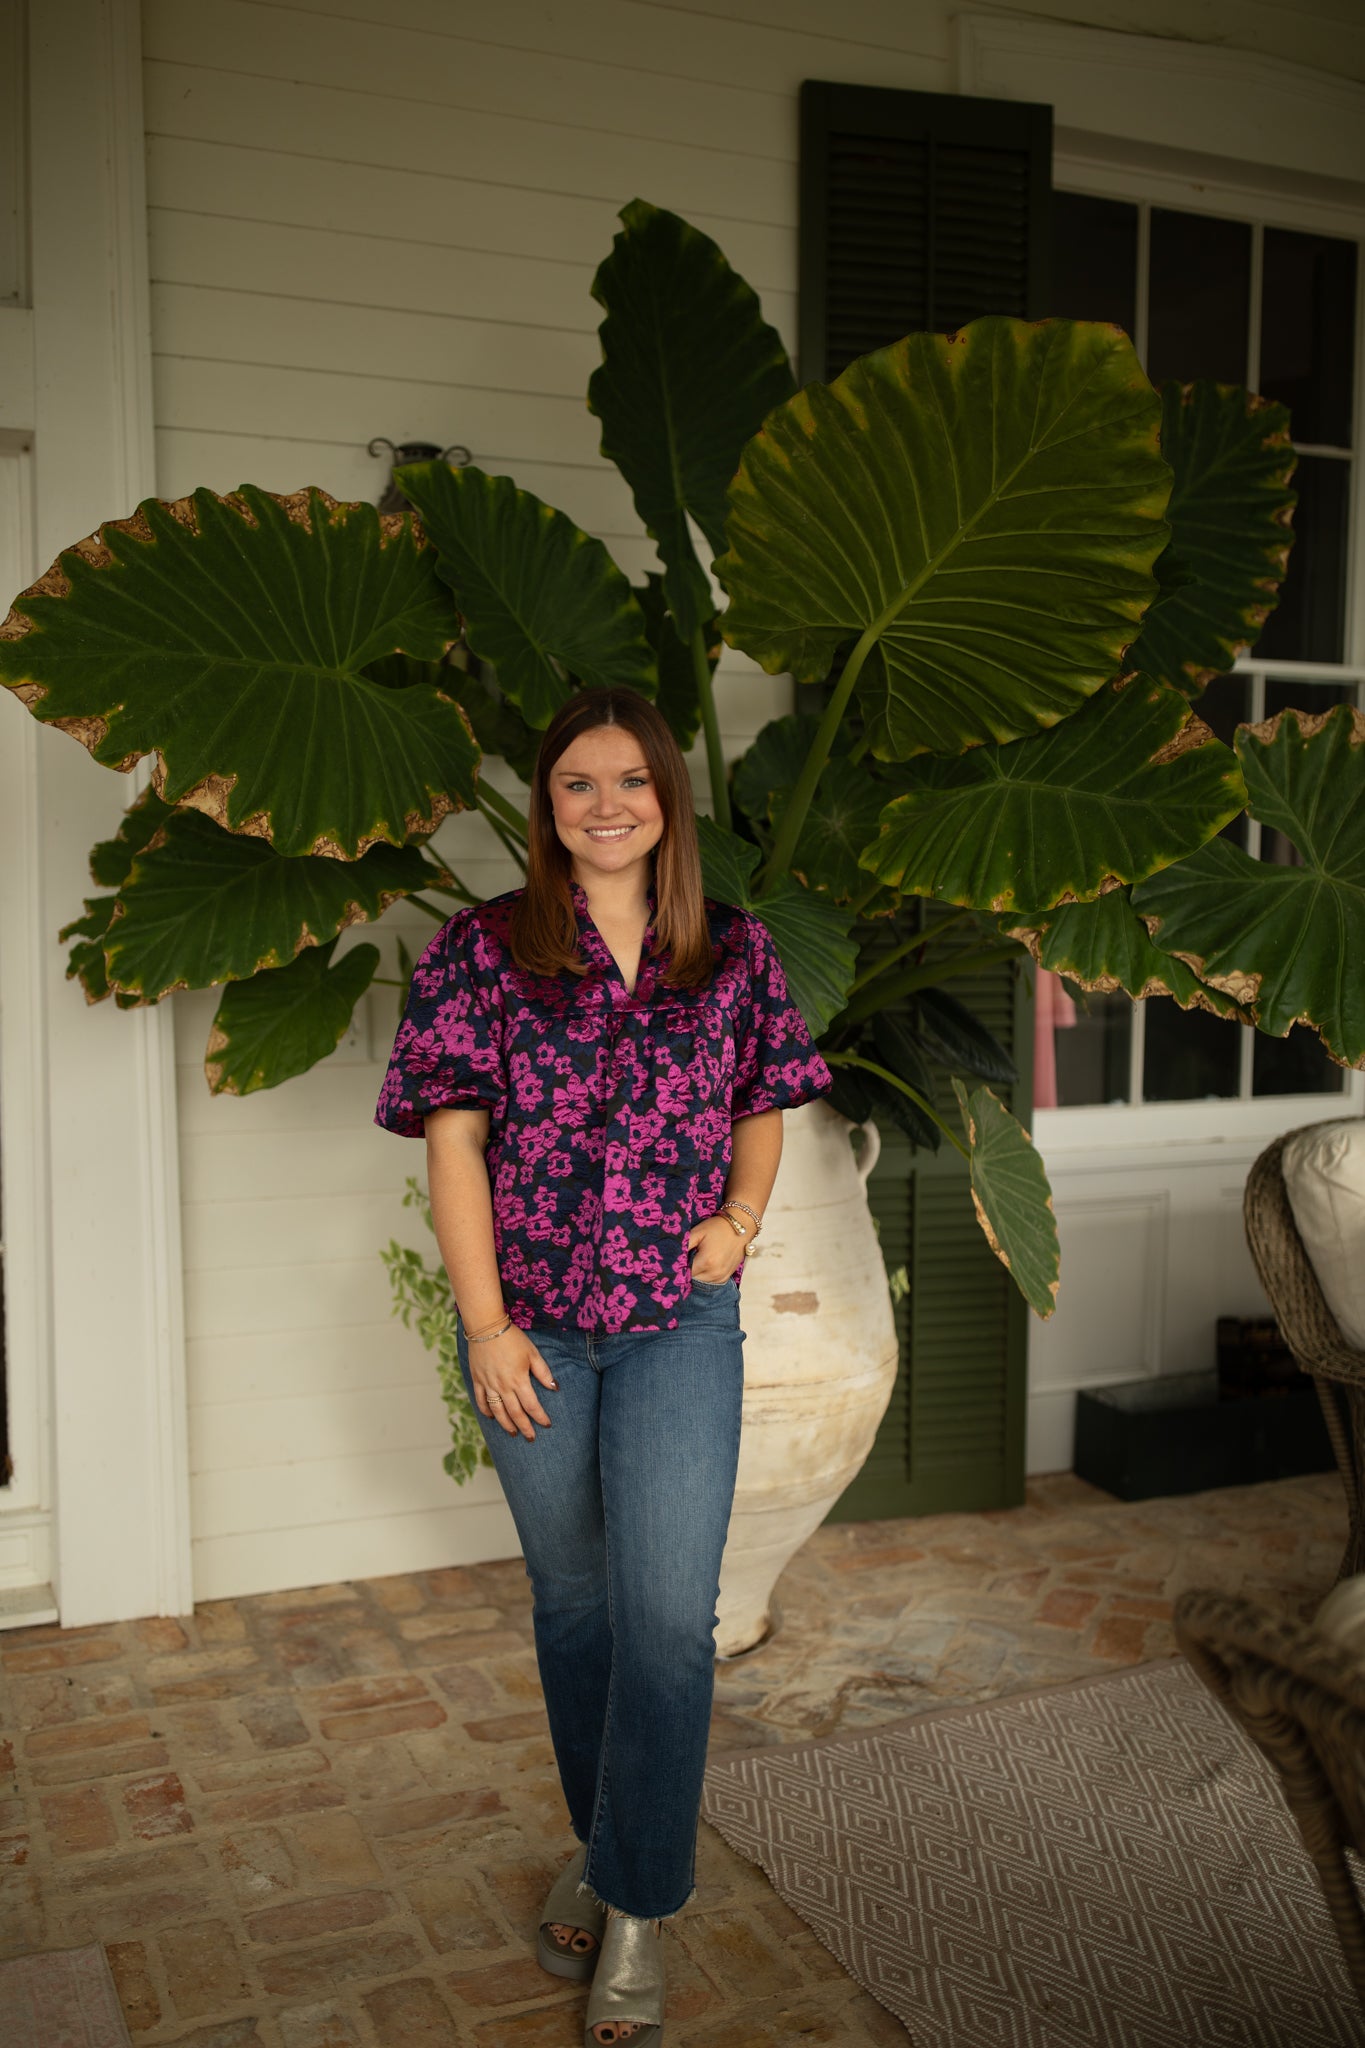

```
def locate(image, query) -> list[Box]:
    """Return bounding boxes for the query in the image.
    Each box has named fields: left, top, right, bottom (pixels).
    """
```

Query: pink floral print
left=375, top=879, right=834, bottom=1333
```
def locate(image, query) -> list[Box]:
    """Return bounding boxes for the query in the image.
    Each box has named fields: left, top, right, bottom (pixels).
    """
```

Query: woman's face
left=549, top=725, right=665, bottom=891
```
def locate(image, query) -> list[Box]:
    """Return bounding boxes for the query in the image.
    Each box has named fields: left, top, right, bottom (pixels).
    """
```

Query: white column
left=23, top=0, right=191, bottom=1623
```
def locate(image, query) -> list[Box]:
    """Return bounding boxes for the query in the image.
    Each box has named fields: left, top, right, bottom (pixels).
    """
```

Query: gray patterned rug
left=701, top=1656, right=1361, bottom=2046
left=0, top=1944, right=132, bottom=2047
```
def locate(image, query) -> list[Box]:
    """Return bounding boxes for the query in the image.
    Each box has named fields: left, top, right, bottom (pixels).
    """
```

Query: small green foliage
left=379, top=1177, right=493, bottom=1484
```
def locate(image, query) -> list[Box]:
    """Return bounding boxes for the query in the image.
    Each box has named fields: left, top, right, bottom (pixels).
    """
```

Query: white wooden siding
left=144, top=0, right=1363, bottom=1600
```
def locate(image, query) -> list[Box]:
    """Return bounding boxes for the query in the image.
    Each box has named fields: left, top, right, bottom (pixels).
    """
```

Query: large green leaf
left=588, top=199, right=796, bottom=643
left=697, top=816, right=858, bottom=1037
left=1005, top=888, right=1248, bottom=1018
left=89, top=788, right=175, bottom=887
left=206, top=939, right=380, bottom=1095
left=860, top=675, right=1245, bottom=909
left=866, top=1012, right=942, bottom=1150
left=441, top=659, right=541, bottom=786
left=732, top=716, right=878, bottom=897
left=718, top=317, right=1171, bottom=757
left=0, top=484, right=481, bottom=858
left=915, top=987, right=1017, bottom=1085
left=105, top=808, right=443, bottom=1002
left=59, top=895, right=134, bottom=1008
left=1131, top=704, right=1365, bottom=1065
left=953, top=1081, right=1059, bottom=1319
left=1129, top=383, right=1296, bottom=696
left=634, top=573, right=714, bottom=753
left=393, top=463, right=656, bottom=727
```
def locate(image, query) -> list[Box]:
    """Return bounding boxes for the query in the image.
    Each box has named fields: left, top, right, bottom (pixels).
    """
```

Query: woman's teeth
left=586, top=826, right=634, bottom=839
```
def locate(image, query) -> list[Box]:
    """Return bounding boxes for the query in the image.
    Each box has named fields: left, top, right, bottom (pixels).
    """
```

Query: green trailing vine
left=380, top=1177, right=493, bottom=1484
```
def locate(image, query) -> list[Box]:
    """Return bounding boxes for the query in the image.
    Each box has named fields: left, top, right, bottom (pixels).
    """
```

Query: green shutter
left=798, top=80, right=1053, bottom=384
left=828, top=922, right=1034, bottom=1521
left=797, top=81, right=1052, bottom=1518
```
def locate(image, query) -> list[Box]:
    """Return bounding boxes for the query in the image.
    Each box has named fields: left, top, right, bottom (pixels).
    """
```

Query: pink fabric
left=376, top=881, right=833, bottom=1334
left=1033, top=967, right=1078, bottom=1111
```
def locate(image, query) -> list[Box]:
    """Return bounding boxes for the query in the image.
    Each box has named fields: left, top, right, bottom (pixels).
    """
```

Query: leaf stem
left=424, top=878, right=481, bottom=906
left=758, top=625, right=880, bottom=893
left=476, top=793, right=529, bottom=874
left=847, top=876, right=886, bottom=917
left=476, top=782, right=529, bottom=840
left=847, top=907, right=978, bottom=996
left=834, top=941, right=1024, bottom=1030
left=825, top=1050, right=970, bottom=1160
left=692, top=627, right=731, bottom=833
left=406, top=895, right=454, bottom=923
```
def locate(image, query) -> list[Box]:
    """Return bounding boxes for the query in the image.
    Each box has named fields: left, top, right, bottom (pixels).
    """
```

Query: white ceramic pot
left=715, top=1100, right=900, bottom=1656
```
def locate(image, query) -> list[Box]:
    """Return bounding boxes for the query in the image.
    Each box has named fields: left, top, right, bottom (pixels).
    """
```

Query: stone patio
left=0, top=1470, right=1345, bottom=2047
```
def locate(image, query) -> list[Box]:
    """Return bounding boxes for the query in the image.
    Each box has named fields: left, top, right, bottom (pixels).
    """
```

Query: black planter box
left=1074, top=1370, right=1336, bottom=1502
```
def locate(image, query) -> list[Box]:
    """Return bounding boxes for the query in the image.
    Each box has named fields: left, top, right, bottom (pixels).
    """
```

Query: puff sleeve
left=729, top=911, right=835, bottom=1121
left=374, top=909, right=505, bottom=1139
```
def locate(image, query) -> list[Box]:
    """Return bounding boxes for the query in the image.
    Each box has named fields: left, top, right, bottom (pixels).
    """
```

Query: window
left=1045, top=191, right=1360, bottom=1109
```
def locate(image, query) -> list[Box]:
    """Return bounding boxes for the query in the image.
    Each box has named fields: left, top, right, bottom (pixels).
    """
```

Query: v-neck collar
left=570, top=877, right=658, bottom=998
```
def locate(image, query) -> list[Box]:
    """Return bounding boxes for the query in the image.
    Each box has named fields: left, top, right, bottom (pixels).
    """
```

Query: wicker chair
left=1244, top=1126, right=1365, bottom=1584
left=1174, top=1587, right=1365, bottom=2009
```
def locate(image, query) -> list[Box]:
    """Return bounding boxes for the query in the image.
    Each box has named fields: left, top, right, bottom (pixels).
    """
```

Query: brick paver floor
left=0, top=1470, right=1345, bottom=2046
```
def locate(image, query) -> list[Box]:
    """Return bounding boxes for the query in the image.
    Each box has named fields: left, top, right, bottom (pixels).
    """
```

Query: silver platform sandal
left=583, top=1908, right=665, bottom=2046
left=537, top=1842, right=607, bottom=1981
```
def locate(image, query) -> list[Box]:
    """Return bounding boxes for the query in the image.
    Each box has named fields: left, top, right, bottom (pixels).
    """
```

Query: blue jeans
left=455, top=1274, right=746, bottom=1920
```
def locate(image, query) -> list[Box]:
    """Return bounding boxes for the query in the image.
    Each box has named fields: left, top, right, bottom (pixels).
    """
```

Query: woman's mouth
left=584, top=825, right=636, bottom=840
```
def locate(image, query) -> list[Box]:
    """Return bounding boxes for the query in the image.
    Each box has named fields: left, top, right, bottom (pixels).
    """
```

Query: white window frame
left=956, top=17, right=1365, bottom=1155
left=1041, top=160, right=1365, bottom=1151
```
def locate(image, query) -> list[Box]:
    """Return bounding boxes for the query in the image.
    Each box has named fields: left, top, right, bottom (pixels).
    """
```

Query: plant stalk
left=847, top=907, right=977, bottom=997
left=825, top=1050, right=970, bottom=1161
left=692, top=628, right=731, bottom=834
left=476, top=793, right=529, bottom=874
left=476, top=781, right=529, bottom=840
left=833, top=940, right=1024, bottom=1031
left=406, top=894, right=455, bottom=923
left=757, top=624, right=880, bottom=893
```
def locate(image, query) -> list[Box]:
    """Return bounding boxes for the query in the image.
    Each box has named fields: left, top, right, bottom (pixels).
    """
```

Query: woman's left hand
left=684, top=1212, right=745, bottom=1285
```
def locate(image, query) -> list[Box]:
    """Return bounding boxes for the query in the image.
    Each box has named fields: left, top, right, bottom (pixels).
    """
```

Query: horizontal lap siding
left=147, top=0, right=952, bottom=1601
left=148, top=0, right=1347, bottom=1601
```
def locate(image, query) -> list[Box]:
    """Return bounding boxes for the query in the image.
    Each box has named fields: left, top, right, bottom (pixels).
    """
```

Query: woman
left=375, top=687, right=833, bottom=2045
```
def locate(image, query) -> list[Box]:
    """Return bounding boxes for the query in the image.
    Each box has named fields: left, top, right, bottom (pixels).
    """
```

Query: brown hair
left=507, top=688, right=716, bottom=988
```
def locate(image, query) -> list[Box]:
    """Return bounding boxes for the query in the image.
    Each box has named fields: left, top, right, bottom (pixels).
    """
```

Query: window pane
left=1260, top=228, right=1357, bottom=448
left=1142, top=1000, right=1241, bottom=1101
left=1050, top=191, right=1138, bottom=332
left=1252, top=1026, right=1347, bottom=1098
left=1255, top=455, right=1351, bottom=664
left=1147, top=208, right=1251, bottom=386
left=1052, top=981, right=1132, bottom=1106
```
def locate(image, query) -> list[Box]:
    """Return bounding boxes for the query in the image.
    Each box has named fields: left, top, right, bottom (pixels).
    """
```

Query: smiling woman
left=373, top=686, right=832, bottom=2042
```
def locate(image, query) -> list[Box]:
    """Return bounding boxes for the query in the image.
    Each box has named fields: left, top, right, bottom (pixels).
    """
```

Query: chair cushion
left=1317, top=1574, right=1365, bottom=1668
left=1282, top=1118, right=1365, bottom=1352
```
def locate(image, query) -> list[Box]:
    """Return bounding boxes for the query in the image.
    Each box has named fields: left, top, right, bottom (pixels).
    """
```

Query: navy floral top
left=375, top=878, right=834, bottom=1334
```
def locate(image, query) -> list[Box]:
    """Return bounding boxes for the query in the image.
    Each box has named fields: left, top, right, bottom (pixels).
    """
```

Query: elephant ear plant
left=0, top=199, right=1328, bottom=1372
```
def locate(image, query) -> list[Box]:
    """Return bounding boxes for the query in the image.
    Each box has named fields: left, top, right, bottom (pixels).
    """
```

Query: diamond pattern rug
left=0, top=1945, right=132, bottom=2047
left=701, top=1655, right=1361, bottom=2046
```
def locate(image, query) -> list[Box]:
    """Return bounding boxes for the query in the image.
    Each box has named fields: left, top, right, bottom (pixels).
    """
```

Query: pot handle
left=853, top=1118, right=881, bottom=1185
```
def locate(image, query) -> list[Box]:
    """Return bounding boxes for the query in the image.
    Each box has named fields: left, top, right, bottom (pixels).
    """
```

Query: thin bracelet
left=466, top=1309, right=513, bottom=1342
left=722, top=1200, right=762, bottom=1238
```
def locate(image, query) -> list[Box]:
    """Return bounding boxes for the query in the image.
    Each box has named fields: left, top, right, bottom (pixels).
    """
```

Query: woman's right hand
left=468, top=1325, right=558, bottom=1439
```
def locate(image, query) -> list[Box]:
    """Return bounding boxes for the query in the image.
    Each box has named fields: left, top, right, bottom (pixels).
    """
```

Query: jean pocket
left=690, top=1272, right=737, bottom=1291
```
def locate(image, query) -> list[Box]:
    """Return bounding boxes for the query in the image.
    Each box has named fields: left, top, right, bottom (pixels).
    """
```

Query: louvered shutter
left=798, top=81, right=1051, bottom=1519
left=798, top=80, right=1053, bottom=383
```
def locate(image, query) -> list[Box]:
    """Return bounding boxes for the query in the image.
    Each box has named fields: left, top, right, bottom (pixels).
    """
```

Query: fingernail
left=550, top=1381, right=559, bottom=1390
